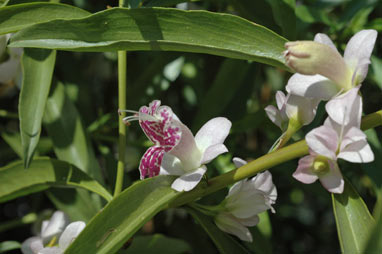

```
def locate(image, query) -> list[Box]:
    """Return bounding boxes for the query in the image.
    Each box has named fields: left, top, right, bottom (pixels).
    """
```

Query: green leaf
left=0, top=157, right=112, bottom=203
left=19, top=48, right=56, bottom=168
left=143, top=0, right=199, bottom=7
left=363, top=193, right=382, bottom=253
left=0, top=2, right=89, bottom=35
left=121, top=234, right=191, bottom=254
left=65, top=176, right=181, bottom=254
left=0, top=241, right=21, bottom=253
left=43, top=81, right=104, bottom=183
left=192, top=59, right=250, bottom=130
left=332, top=178, right=375, bottom=253
left=186, top=207, right=250, bottom=254
left=10, top=8, right=288, bottom=69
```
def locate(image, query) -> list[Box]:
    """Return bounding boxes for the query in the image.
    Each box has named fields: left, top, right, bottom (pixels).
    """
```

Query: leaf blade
left=10, top=8, right=288, bottom=69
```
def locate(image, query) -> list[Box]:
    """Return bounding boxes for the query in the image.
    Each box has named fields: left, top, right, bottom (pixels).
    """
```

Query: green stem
left=113, top=0, right=127, bottom=197
left=169, top=110, right=382, bottom=208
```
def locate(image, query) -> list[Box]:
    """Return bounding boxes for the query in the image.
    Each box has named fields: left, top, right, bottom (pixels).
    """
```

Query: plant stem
left=113, top=0, right=127, bottom=197
left=169, top=110, right=382, bottom=208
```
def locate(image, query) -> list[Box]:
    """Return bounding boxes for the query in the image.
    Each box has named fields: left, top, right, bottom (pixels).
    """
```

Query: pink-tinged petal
left=21, top=237, right=43, bottom=254
left=200, top=143, right=228, bottom=164
left=265, top=105, right=283, bottom=129
left=285, top=94, right=319, bottom=126
left=275, top=91, right=286, bottom=110
left=236, top=215, right=260, bottom=227
left=338, top=127, right=374, bottom=163
left=319, top=161, right=344, bottom=193
left=41, top=220, right=49, bottom=235
left=58, top=221, right=86, bottom=250
left=194, top=117, right=231, bottom=154
left=251, top=171, right=277, bottom=204
left=344, top=30, right=377, bottom=84
left=286, top=73, right=338, bottom=100
left=160, top=153, right=185, bottom=176
left=232, top=157, right=247, bottom=168
left=171, top=166, right=207, bottom=192
left=226, top=180, right=245, bottom=199
left=227, top=190, right=270, bottom=218
left=292, top=155, right=318, bottom=184
left=38, top=247, right=61, bottom=254
left=168, top=122, right=202, bottom=171
left=325, top=86, right=362, bottom=127
left=41, top=211, right=69, bottom=245
left=214, top=213, right=253, bottom=242
left=306, top=126, right=338, bottom=159
left=314, top=33, right=338, bottom=51
left=139, top=146, right=166, bottom=179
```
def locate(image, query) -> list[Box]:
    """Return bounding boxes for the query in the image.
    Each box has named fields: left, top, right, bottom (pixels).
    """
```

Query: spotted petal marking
left=139, top=100, right=181, bottom=148
left=139, top=146, right=167, bottom=179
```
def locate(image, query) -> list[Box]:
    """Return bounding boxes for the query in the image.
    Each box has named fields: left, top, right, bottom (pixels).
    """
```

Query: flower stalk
left=168, top=110, right=382, bottom=208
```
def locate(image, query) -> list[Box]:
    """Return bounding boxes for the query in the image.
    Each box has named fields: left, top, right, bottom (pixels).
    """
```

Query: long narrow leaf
left=10, top=8, right=288, bottom=69
left=0, top=157, right=112, bottom=203
left=332, top=178, right=375, bottom=253
left=0, top=2, right=89, bottom=35
left=19, top=48, right=56, bottom=168
left=65, top=176, right=180, bottom=254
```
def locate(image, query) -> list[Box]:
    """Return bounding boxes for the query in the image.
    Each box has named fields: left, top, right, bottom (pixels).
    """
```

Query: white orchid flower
left=284, top=30, right=377, bottom=101
left=265, top=90, right=319, bottom=132
left=160, top=117, right=232, bottom=192
left=293, top=115, right=374, bottom=193
left=214, top=158, right=277, bottom=242
left=21, top=211, right=85, bottom=254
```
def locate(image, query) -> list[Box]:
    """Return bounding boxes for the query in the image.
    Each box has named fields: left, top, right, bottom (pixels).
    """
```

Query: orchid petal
left=38, top=247, right=61, bottom=254
left=306, top=126, right=338, bottom=160
left=314, top=33, right=338, bottom=51
left=251, top=171, right=277, bottom=203
left=227, top=190, right=269, bottom=218
left=226, top=180, right=244, bottom=199
left=237, top=215, right=260, bottom=227
left=21, top=237, right=43, bottom=254
left=265, top=105, right=283, bottom=129
left=58, top=221, right=86, bottom=250
left=194, top=117, right=231, bottom=154
left=232, top=157, right=247, bottom=168
left=41, top=220, right=49, bottom=236
left=344, top=29, right=377, bottom=84
left=41, top=211, right=69, bottom=245
left=325, top=86, right=362, bottom=127
left=168, top=122, right=202, bottom=171
left=215, top=213, right=253, bottom=242
left=285, top=94, right=319, bottom=126
left=338, top=127, right=374, bottom=163
left=200, top=143, right=228, bottom=164
left=160, top=153, right=185, bottom=176
left=275, top=91, right=286, bottom=110
left=139, top=146, right=166, bottom=179
left=286, top=73, right=338, bottom=100
left=319, top=161, right=344, bottom=194
left=171, top=166, right=207, bottom=192
left=292, top=155, right=318, bottom=184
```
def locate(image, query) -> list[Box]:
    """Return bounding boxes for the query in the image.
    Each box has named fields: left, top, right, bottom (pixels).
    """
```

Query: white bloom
left=21, top=211, right=85, bottom=254
left=214, top=158, right=277, bottom=242
left=160, top=117, right=232, bottom=192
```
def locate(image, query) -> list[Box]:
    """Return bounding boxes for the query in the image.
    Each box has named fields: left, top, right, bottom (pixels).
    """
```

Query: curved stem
left=169, top=110, right=382, bottom=208
left=113, top=0, right=127, bottom=197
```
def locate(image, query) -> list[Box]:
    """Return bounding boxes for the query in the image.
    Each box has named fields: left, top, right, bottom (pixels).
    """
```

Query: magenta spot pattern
left=138, top=100, right=181, bottom=179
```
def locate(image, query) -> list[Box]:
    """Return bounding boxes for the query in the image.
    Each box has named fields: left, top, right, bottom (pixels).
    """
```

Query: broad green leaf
left=121, top=234, right=191, bottom=254
left=43, top=81, right=104, bottom=183
left=363, top=193, right=382, bottom=253
left=0, top=157, right=112, bottom=203
left=143, top=0, right=199, bottom=7
left=10, top=8, right=288, bottom=69
left=186, top=207, right=250, bottom=254
left=0, top=241, right=20, bottom=253
left=1, top=130, right=23, bottom=158
left=19, top=48, right=56, bottom=168
left=332, top=178, right=375, bottom=253
left=0, top=2, right=89, bottom=35
left=192, top=59, right=250, bottom=130
left=65, top=176, right=181, bottom=254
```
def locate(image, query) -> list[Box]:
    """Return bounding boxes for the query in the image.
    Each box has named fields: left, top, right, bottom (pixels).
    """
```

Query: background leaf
left=10, top=8, right=288, bottom=69
left=332, top=178, right=375, bottom=253
left=186, top=207, right=250, bottom=254
left=0, top=2, right=89, bottom=35
left=0, top=241, right=20, bottom=253
left=363, top=192, right=382, bottom=253
left=19, top=48, right=56, bottom=168
left=0, top=157, right=112, bottom=203
left=65, top=176, right=180, bottom=254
